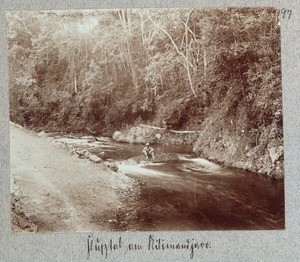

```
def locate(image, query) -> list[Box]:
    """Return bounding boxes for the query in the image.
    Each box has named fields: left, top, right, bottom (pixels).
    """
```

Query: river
left=52, top=134, right=284, bottom=231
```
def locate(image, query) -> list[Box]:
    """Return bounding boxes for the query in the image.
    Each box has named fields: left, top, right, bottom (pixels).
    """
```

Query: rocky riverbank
left=112, top=125, right=200, bottom=145
left=193, top=124, right=283, bottom=179
left=112, top=124, right=284, bottom=179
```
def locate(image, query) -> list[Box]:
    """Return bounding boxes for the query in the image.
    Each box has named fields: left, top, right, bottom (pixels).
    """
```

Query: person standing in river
left=142, top=143, right=155, bottom=159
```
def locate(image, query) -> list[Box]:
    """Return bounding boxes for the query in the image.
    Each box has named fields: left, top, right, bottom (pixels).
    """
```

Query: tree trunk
left=74, top=75, right=77, bottom=94
left=119, top=9, right=139, bottom=91
left=203, top=48, right=207, bottom=79
left=145, top=11, right=197, bottom=97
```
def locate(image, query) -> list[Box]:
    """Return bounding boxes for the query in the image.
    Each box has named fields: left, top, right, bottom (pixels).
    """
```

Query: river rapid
left=52, top=134, right=284, bottom=231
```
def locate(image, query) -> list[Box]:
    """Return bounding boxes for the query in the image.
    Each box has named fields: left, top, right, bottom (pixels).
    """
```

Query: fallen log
left=169, top=130, right=201, bottom=134
left=139, top=124, right=200, bottom=134
left=139, top=124, right=165, bottom=130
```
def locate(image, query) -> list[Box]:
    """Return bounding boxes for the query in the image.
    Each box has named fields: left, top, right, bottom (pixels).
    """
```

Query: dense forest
left=7, top=8, right=283, bottom=178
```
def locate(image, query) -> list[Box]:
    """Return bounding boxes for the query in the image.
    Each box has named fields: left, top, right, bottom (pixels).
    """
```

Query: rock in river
left=99, top=152, right=105, bottom=158
left=89, top=154, right=102, bottom=163
left=37, top=131, right=47, bottom=138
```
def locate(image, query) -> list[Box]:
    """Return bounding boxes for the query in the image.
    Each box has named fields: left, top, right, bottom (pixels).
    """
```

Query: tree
left=143, top=9, right=198, bottom=97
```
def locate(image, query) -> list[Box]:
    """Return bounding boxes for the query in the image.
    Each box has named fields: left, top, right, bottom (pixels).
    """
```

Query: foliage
left=7, top=8, right=282, bottom=142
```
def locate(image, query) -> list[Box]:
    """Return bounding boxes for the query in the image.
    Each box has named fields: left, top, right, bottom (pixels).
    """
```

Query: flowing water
left=52, top=134, right=285, bottom=231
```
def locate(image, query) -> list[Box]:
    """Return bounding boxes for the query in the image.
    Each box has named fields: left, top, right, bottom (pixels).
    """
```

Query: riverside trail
left=10, top=123, right=134, bottom=232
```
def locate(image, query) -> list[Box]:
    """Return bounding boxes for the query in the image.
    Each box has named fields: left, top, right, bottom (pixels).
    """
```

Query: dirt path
left=10, top=123, right=134, bottom=232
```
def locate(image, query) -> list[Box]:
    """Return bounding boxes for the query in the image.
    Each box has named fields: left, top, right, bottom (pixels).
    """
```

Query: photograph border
left=1, top=0, right=299, bottom=261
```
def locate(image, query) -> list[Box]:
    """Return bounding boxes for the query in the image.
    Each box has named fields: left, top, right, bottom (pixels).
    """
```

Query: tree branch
left=144, top=11, right=193, bottom=69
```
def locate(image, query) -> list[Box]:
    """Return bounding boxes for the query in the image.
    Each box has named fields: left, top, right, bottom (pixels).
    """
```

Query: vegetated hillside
left=7, top=8, right=283, bottom=178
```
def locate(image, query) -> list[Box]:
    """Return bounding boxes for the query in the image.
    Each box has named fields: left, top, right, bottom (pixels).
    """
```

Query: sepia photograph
left=7, top=7, right=284, bottom=233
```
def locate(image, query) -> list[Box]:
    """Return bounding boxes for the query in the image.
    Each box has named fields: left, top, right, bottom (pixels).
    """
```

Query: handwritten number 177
left=281, top=8, right=292, bottom=19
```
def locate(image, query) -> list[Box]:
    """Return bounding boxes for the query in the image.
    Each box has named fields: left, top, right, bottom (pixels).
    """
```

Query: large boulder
left=112, top=131, right=123, bottom=141
left=127, top=126, right=156, bottom=144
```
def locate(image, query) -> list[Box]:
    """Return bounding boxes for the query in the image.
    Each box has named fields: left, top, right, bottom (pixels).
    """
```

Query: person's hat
left=146, top=143, right=149, bottom=146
